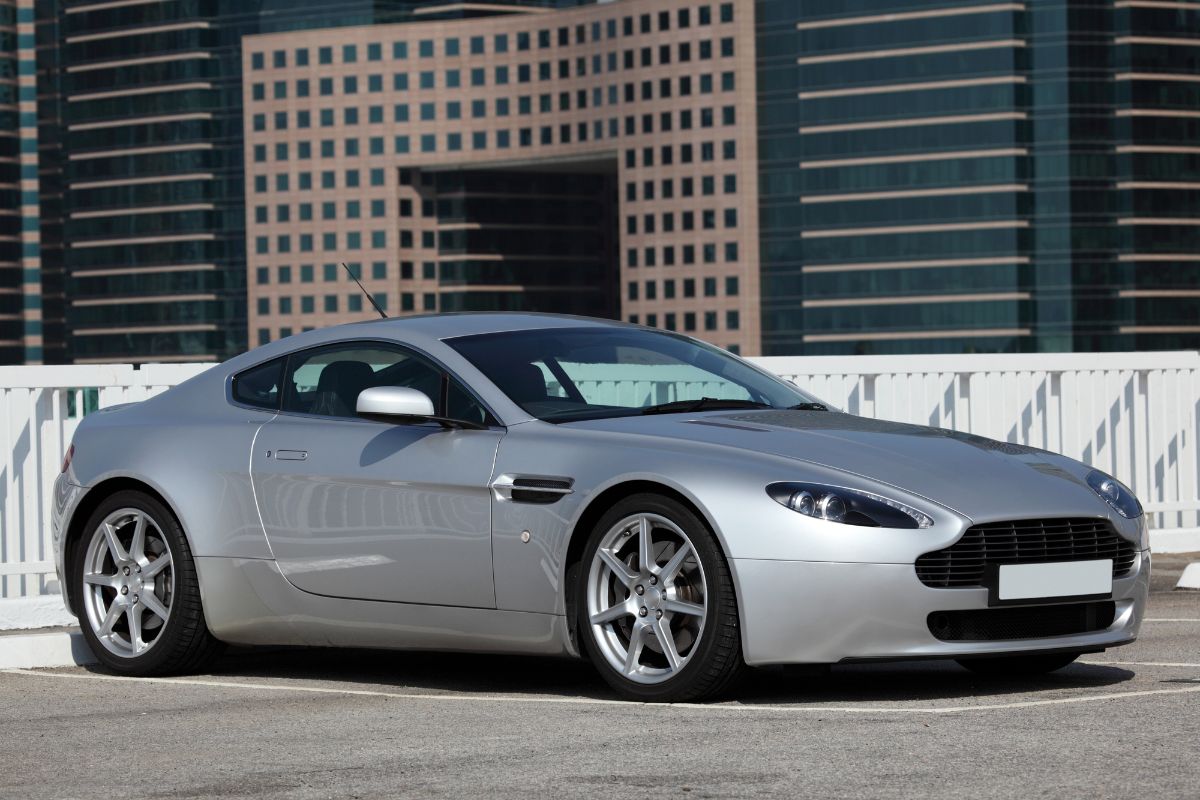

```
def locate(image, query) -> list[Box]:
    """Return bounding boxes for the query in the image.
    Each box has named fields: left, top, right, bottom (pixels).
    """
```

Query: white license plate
left=996, top=560, right=1113, bottom=602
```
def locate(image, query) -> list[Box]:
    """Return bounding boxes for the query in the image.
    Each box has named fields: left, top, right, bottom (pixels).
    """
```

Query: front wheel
left=73, top=490, right=223, bottom=675
left=578, top=494, right=743, bottom=702
left=956, top=652, right=1081, bottom=676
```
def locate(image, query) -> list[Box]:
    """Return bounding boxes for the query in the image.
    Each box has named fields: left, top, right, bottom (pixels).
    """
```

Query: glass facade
left=1, top=0, right=48, bottom=364
left=432, top=167, right=617, bottom=317
left=757, top=0, right=1200, bottom=355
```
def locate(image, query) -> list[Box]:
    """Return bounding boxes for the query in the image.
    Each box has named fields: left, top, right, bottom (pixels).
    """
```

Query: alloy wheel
left=81, top=507, right=174, bottom=658
left=586, top=513, right=708, bottom=684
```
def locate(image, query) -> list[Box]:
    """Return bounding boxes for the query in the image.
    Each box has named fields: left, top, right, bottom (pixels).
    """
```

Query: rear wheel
left=956, top=652, right=1080, bottom=676
left=578, top=494, right=743, bottom=702
left=73, top=490, right=223, bottom=675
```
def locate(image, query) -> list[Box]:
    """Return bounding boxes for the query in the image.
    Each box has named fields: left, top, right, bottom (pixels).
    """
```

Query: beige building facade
left=242, top=0, right=760, bottom=354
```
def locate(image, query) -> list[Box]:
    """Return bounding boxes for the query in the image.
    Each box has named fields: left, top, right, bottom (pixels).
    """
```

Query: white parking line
left=3, top=668, right=1199, bottom=715
left=1083, top=660, right=1200, bottom=668
left=1143, top=618, right=1200, bottom=623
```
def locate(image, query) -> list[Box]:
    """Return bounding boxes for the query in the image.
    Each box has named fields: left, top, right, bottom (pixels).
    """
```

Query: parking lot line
left=1082, top=660, right=1200, bottom=668
left=1142, top=618, right=1200, bottom=622
left=4, top=668, right=1199, bottom=715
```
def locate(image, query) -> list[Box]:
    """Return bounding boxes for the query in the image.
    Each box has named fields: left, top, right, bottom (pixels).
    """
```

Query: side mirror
left=356, top=386, right=436, bottom=423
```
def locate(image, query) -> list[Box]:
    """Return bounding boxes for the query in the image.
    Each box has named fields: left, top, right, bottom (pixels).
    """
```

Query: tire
left=577, top=493, right=743, bottom=702
left=955, top=652, right=1081, bottom=677
left=72, top=490, right=223, bottom=675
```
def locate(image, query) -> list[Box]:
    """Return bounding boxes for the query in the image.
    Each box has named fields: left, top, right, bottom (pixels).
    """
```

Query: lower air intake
left=927, top=601, right=1116, bottom=642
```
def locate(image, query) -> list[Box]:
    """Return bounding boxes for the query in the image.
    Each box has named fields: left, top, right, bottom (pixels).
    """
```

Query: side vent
left=490, top=474, right=575, bottom=504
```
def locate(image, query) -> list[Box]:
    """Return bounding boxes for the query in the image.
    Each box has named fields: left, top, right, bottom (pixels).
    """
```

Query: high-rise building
left=759, top=0, right=1200, bottom=355
left=14, top=1, right=1200, bottom=362
left=50, top=0, right=561, bottom=364
left=244, top=1, right=760, bottom=352
left=1, top=0, right=49, bottom=363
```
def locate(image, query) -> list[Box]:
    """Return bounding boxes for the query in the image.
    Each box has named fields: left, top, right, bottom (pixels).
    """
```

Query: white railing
left=0, top=352, right=1197, bottom=629
left=0, top=364, right=212, bottom=628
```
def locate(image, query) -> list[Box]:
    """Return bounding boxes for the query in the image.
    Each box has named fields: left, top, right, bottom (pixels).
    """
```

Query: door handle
left=273, top=449, right=309, bottom=461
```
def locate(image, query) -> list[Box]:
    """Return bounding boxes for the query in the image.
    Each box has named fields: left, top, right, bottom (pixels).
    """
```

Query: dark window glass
left=233, top=357, right=284, bottom=410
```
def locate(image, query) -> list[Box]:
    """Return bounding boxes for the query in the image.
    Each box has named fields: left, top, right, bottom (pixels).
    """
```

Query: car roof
left=344, top=312, right=632, bottom=340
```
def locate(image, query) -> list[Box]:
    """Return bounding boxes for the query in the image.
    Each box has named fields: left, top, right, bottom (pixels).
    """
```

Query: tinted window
left=281, top=342, right=491, bottom=424
left=232, top=357, right=284, bottom=410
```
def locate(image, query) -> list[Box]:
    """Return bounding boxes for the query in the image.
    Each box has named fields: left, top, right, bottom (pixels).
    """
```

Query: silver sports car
left=52, top=314, right=1149, bottom=701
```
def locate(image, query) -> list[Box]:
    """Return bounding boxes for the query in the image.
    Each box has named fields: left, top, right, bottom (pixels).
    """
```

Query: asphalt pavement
left=1, top=554, right=1197, bottom=799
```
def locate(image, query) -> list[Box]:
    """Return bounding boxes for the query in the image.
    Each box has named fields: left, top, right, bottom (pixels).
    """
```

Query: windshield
left=446, top=326, right=822, bottom=423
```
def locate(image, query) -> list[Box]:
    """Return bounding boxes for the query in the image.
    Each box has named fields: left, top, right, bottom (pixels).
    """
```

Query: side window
left=283, top=344, right=435, bottom=418
left=280, top=341, right=495, bottom=424
left=232, top=357, right=284, bottom=410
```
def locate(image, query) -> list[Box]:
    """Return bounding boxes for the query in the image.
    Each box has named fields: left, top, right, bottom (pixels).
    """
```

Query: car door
left=250, top=340, right=503, bottom=608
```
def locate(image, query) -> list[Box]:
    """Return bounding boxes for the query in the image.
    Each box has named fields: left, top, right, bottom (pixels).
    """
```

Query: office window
left=419, top=40, right=434, bottom=57
left=393, top=41, right=408, bottom=59
left=343, top=44, right=357, bottom=63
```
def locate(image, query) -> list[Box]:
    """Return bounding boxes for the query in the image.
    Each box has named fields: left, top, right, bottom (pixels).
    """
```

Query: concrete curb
left=1177, top=563, right=1200, bottom=591
left=0, top=629, right=97, bottom=670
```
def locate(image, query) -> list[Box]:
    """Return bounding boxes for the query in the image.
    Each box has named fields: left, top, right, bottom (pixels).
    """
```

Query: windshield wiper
left=788, top=402, right=829, bottom=411
left=641, top=397, right=772, bottom=415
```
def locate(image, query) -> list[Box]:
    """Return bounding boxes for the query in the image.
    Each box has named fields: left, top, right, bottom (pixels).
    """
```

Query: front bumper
left=51, top=473, right=85, bottom=615
left=733, top=549, right=1149, bottom=666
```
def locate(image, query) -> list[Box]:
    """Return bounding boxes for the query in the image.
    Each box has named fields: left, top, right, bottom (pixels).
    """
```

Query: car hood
left=566, top=409, right=1107, bottom=521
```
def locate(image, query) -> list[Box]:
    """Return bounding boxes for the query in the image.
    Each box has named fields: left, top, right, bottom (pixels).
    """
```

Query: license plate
left=989, top=560, right=1113, bottom=606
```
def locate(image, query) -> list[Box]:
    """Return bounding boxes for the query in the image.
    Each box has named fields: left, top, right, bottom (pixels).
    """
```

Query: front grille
left=928, top=601, right=1116, bottom=641
left=916, top=518, right=1137, bottom=588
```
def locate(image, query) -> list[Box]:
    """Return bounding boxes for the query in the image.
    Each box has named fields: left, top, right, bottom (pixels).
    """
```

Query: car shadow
left=151, top=646, right=1139, bottom=706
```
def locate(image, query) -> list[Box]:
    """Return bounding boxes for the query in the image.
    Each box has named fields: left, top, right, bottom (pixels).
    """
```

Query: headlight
left=1086, top=470, right=1142, bottom=519
left=767, top=482, right=933, bottom=529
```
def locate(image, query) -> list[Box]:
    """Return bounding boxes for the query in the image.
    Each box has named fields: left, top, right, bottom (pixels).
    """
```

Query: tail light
left=61, top=443, right=74, bottom=474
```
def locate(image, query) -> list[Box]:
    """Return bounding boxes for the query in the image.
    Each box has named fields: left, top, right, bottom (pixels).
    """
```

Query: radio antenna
left=341, top=262, right=388, bottom=319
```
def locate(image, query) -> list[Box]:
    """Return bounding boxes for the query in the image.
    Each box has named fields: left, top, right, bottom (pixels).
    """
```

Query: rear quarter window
left=232, top=357, right=284, bottom=410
